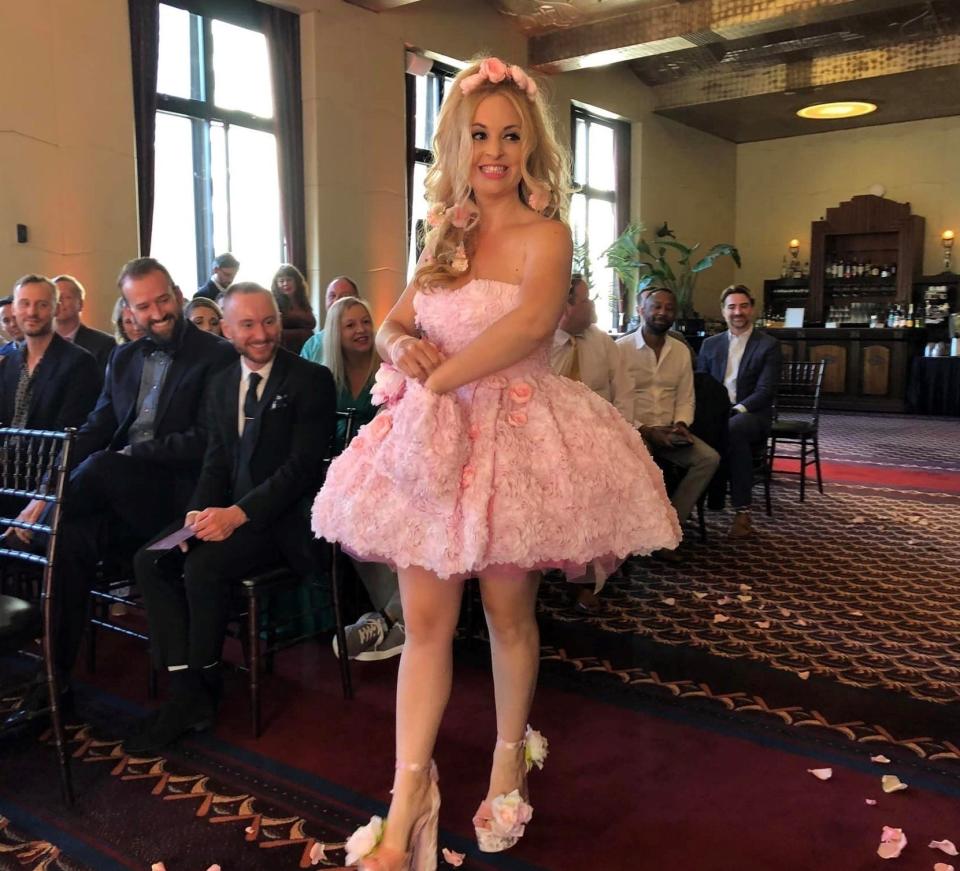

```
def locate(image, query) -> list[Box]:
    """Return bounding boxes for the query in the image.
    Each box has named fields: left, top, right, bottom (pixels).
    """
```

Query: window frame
left=405, top=59, right=458, bottom=265
left=570, top=105, right=631, bottom=332
left=155, top=0, right=279, bottom=288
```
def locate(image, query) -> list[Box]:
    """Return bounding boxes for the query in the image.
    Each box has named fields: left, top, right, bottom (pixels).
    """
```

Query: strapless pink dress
left=312, top=279, right=680, bottom=583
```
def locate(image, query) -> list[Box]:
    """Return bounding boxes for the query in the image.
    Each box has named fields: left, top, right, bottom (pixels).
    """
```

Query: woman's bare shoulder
left=517, top=215, right=572, bottom=248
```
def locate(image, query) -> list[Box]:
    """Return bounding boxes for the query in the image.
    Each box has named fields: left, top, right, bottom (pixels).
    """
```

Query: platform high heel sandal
left=472, top=726, right=548, bottom=853
left=346, top=760, right=440, bottom=871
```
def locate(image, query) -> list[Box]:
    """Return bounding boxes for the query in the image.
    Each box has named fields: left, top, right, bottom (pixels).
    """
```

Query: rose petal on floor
left=865, top=799, right=877, bottom=805
left=309, top=842, right=328, bottom=864
left=755, top=620, right=771, bottom=629
left=807, top=768, right=832, bottom=780
left=693, top=591, right=707, bottom=599
left=717, top=596, right=733, bottom=605
left=870, top=755, right=892, bottom=764
left=151, top=864, right=167, bottom=871
left=738, top=595, right=753, bottom=602
left=881, top=775, right=908, bottom=793
left=798, top=671, right=811, bottom=680
left=442, top=847, right=465, bottom=866
left=796, top=618, right=808, bottom=626
left=934, top=864, right=955, bottom=871
left=930, top=840, right=960, bottom=856
left=779, top=608, right=792, bottom=617
left=877, top=826, right=907, bottom=859
left=662, top=597, right=676, bottom=606
left=713, top=614, right=731, bottom=623
left=739, top=584, right=752, bottom=591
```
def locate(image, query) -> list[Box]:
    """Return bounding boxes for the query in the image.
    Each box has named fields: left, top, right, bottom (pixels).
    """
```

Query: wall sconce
left=942, top=230, right=955, bottom=272
left=789, top=238, right=800, bottom=260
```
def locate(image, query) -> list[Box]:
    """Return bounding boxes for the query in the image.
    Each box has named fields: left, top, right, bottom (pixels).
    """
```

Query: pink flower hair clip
left=461, top=57, right=538, bottom=100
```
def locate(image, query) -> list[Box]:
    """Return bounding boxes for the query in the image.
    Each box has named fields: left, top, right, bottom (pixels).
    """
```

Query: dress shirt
left=724, top=326, right=753, bottom=412
left=616, top=330, right=695, bottom=428
left=551, top=324, right=633, bottom=422
left=59, top=324, right=80, bottom=343
left=127, top=348, right=173, bottom=445
left=238, top=356, right=274, bottom=435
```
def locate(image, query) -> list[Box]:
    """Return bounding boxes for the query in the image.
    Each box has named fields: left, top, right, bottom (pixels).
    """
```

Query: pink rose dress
left=312, top=279, right=680, bottom=584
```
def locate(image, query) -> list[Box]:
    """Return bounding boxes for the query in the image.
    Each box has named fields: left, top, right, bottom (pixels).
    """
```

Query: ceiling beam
left=528, top=0, right=922, bottom=72
left=342, top=0, right=423, bottom=11
left=652, top=31, right=960, bottom=109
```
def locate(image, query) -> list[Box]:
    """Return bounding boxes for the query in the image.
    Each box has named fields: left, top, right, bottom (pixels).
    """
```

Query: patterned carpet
left=817, top=411, right=960, bottom=471
left=540, top=478, right=960, bottom=748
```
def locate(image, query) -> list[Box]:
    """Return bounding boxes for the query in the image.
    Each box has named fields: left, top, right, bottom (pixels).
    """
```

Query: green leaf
left=692, top=244, right=741, bottom=273
left=658, top=239, right=694, bottom=264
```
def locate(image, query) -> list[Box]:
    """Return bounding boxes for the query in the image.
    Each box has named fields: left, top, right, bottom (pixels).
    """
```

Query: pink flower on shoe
left=507, top=410, right=528, bottom=427
left=345, top=816, right=384, bottom=865
left=367, top=413, right=393, bottom=440
left=490, top=790, right=533, bottom=839
left=371, top=364, right=406, bottom=407
left=508, top=381, right=533, bottom=404
left=480, top=57, right=508, bottom=83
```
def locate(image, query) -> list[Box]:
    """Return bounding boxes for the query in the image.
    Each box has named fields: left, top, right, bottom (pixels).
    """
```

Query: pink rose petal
left=309, top=841, right=328, bottom=864
left=713, top=613, right=730, bottom=623
left=798, top=671, right=810, bottom=680
left=934, top=864, right=955, bottom=871
left=871, top=755, right=891, bottom=764
left=442, top=847, right=465, bottom=866
left=739, top=584, right=752, bottom=592
left=881, top=775, right=908, bottom=793
left=865, top=798, right=877, bottom=805
left=930, top=840, right=959, bottom=856
left=796, top=618, right=808, bottom=626
left=755, top=620, right=771, bottom=629
left=151, top=865, right=167, bottom=871
left=807, top=768, right=832, bottom=780
left=206, top=866, right=221, bottom=871
left=738, top=594, right=753, bottom=602
left=717, top=596, right=733, bottom=605
left=877, top=826, right=907, bottom=859
left=779, top=608, right=792, bottom=617
left=693, top=591, right=707, bottom=599
left=662, top=597, right=676, bottom=606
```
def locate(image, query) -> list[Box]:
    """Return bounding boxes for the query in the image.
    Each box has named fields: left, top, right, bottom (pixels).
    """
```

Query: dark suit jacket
left=0, top=333, right=101, bottom=430
left=72, top=319, right=237, bottom=474
left=73, top=323, right=117, bottom=374
left=189, top=349, right=336, bottom=572
left=696, top=328, right=781, bottom=420
left=194, top=279, right=223, bottom=302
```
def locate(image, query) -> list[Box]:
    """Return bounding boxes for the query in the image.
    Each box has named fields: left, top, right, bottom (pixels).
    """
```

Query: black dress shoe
left=3, top=678, right=73, bottom=731
left=122, top=695, right=214, bottom=755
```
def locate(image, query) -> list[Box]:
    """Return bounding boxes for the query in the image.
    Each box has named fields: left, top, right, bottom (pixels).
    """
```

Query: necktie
left=567, top=336, right=582, bottom=383
left=243, top=372, right=262, bottom=433
left=235, top=372, right=262, bottom=497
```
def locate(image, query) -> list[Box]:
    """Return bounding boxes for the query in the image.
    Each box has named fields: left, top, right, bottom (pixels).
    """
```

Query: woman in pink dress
left=312, top=57, right=680, bottom=871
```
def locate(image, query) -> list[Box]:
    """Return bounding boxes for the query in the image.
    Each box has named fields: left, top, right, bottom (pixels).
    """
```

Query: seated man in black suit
left=4, top=258, right=236, bottom=728
left=0, top=275, right=101, bottom=430
left=195, top=252, right=239, bottom=301
left=52, top=274, right=117, bottom=373
left=696, top=285, right=781, bottom=539
left=125, top=283, right=335, bottom=752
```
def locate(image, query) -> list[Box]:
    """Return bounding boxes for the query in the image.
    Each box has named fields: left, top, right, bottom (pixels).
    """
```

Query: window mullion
left=224, top=123, right=233, bottom=251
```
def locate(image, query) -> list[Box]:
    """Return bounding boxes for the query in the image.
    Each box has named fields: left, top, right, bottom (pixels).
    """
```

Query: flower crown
left=460, top=57, right=538, bottom=100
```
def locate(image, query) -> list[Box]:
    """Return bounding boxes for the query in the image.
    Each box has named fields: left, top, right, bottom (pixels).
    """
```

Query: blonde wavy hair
left=323, top=296, right=380, bottom=394
left=414, top=56, right=573, bottom=290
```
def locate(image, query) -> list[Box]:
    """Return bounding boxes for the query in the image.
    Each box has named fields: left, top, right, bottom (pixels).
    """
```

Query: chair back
left=775, top=361, right=825, bottom=425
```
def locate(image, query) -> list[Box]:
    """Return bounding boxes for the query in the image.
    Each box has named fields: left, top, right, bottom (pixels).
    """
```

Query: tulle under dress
left=311, top=279, right=680, bottom=585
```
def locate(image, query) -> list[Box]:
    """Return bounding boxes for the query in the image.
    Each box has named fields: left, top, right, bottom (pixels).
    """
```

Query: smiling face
left=221, top=290, right=280, bottom=369
left=190, top=307, right=221, bottom=335
left=642, top=290, right=677, bottom=335
left=470, top=92, right=524, bottom=200
left=339, top=302, right=373, bottom=357
left=1, top=303, right=23, bottom=342
left=14, top=280, right=58, bottom=339
left=722, top=292, right=755, bottom=335
left=559, top=279, right=593, bottom=335
left=55, top=280, right=82, bottom=323
left=276, top=274, right=296, bottom=296
left=122, top=269, right=184, bottom=344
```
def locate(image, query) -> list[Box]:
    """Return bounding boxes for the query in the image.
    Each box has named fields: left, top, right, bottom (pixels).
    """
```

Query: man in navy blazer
left=0, top=276, right=101, bottom=432
left=697, top=285, right=781, bottom=538
left=4, top=258, right=236, bottom=726
left=126, top=283, right=335, bottom=752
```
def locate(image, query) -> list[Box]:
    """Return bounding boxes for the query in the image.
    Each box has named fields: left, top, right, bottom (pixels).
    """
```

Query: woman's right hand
left=392, top=336, right=444, bottom=382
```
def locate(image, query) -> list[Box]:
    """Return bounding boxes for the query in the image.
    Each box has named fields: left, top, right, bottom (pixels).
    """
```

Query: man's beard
left=145, top=313, right=182, bottom=347
left=644, top=319, right=671, bottom=336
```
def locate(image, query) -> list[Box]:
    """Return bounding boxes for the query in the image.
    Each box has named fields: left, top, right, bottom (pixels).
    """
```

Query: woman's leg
left=477, top=570, right=541, bottom=800
left=378, top=566, right=463, bottom=854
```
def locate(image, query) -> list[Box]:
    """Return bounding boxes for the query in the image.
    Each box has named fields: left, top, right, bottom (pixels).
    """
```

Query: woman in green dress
left=323, top=295, right=405, bottom=660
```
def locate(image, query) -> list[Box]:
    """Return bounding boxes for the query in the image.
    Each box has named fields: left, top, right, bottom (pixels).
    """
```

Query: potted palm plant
left=603, top=222, right=741, bottom=329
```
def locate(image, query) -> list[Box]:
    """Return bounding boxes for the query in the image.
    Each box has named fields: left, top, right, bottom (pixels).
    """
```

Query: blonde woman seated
left=112, top=297, right=146, bottom=343
left=324, top=295, right=405, bottom=661
left=184, top=297, right=223, bottom=336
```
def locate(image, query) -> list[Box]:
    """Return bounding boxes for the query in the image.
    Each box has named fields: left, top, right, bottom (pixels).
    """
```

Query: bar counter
left=765, top=326, right=928, bottom=412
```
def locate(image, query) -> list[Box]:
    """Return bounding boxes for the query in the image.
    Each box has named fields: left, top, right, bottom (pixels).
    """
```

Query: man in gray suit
left=696, top=285, right=780, bottom=539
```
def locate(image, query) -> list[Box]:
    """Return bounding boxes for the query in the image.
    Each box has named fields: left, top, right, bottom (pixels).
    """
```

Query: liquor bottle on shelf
left=781, top=256, right=789, bottom=278
left=880, top=264, right=889, bottom=278
left=906, top=303, right=915, bottom=328
left=890, top=263, right=897, bottom=276
left=802, top=260, right=809, bottom=278
left=870, top=262, right=879, bottom=277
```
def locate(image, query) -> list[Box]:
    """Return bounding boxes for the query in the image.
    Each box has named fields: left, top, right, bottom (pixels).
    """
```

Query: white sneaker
left=333, top=612, right=386, bottom=661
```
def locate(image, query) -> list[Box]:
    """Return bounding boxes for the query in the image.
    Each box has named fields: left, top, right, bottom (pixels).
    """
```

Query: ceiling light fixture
left=796, top=101, right=877, bottom=120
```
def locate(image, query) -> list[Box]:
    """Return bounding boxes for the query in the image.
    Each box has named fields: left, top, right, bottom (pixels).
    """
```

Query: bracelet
left=388, top=334, right=416, bottom=362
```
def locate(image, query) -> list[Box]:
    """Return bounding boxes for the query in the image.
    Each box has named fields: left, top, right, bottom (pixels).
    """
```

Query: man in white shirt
left=551, top=274, right=633, bottom=422
left=697, top=285, right=781, bottom=538
left=618, top=289, right=719, bottom=556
